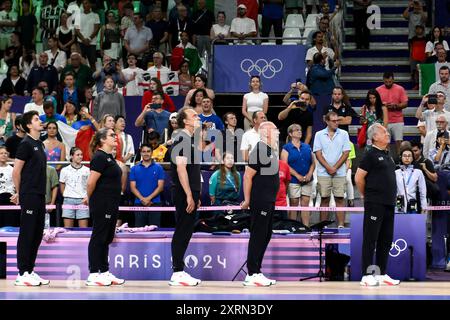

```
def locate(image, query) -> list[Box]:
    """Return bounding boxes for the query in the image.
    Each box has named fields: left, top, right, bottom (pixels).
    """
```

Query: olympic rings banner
left=213, top=45, right=307, bottom=93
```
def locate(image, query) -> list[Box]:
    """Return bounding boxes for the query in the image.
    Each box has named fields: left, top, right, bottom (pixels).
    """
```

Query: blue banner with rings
left=213, top=45, right=307, bottom=93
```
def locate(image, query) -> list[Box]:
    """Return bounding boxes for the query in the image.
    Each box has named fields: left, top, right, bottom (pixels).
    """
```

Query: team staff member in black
left=85, top=128, right=125, bottom=286
left=169, top=107, right=202, bottom=286
left=355, top=123, right=400, bottom=287
left=12, top=111, right=49, bottom=287
left=241, top=121, right=280, bottom=287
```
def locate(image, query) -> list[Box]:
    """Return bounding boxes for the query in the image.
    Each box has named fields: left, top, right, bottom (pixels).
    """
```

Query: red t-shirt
left=275, top=160, right=291, bottom=206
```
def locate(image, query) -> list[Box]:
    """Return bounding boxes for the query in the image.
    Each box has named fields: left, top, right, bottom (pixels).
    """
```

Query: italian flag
left=419, top=62, right=450, bottom=95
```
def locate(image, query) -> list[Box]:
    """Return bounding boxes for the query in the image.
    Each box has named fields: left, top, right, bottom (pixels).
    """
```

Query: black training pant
left=353, top=8, right=370, bottom=49
left=247, top=201, right=275, bottom=275
left=16, top=194, right=45, bottom=275
left=361, top=202, right=395, bottom=276
left=88, top=194, right=119, bottom=273
left=171, top=190, right=200, bottom=272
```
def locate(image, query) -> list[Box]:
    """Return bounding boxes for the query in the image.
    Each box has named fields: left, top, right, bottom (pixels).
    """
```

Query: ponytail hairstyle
left=90, top=128, right=109, bottom=154
left=69, top=146, right=82, bottom=162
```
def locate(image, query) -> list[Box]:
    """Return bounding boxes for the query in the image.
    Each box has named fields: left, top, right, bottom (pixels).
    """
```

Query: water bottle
left=45, top=212, right=50, bottom=229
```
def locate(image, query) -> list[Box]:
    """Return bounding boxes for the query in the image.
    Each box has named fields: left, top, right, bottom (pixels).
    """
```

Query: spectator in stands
left=306, top=31, right=337, bottom=70
left=322, top=87, right=357, bottom=132
left=5, top=115, right=24, bottom=159
left=0, top=145, right=16, bottom=227
left=200, top=123, right=221, bottom=169
left=61, top=53, right=94, bottom=91
left=0, top=96, right=15, bottom=144
left=209, top=152, right=241, bottom=207
left=411, top=140, right=439, bottom=201
left=59, top=72, right=82, bottom=110
left=141, top=77, right=176, bottom=112
left=230, top=4, right=257, bottom=45
left=307, top=16, right=335, bottom=51
left=168, top=4, right=194, bottom=50
left=100, top=10, right=121, bottom=61
left=45, top=36, right=67, bottom=75
left=45, top=165, right=59, bottom=225
left=120, top=3, right=134, bottom=40
left=72, top=105, right=99, bottom=131
left=26, top=52, right=58, bottom=96
left=122, top=54, right=145, bottom=96
left=281, top=124, right=315, bottom=226
left=191, top=0, right=214, bottom=55
left=19, top=48, right=35, bottom=80
left=61, top=99, right=79, bottom=127
left=0, top=0, right=17, bottom=53
left=184, top=74, right=215, bottom=105
left=313, top=111, right=351, bottom=228
left=39, top=101, right=67, bottom=125
left=16, top=1, right=37, bottom=51
left=241, top=111, right=267, bottom=162
left=56, top=12, right=76, bottom=58
left=409, top=24, right=427, bottom=89
left=189, top=87, right=207, bottom=114
left=93, top=76, right=125, bottom=121
left=283, top=80, right=317, bottom=108
left=93, top=54, right=126, bottom=93
left=124, top=12, right=153, bottom=68
left=210, top=11, right=230, bottom=45
left=376, top=72, right=409, bottom=155
left=148, top=131, right=169, bottom=162
left=0, top=65, right=26, bottom=96
left=172, top=31, right=202, bottom=75
left=37, top=80, right=58, bottom=109
left=417, top=120, right=427, bottom=143
left=222, top=112, right=240, bottom=162
left=4, top=32, right=22, bottom=68
left=199, top=96, right=224, bottom=132
left=423, top=114, right=450, bottom=165
left=425, top=26, right=449, bottom=57
left=130, top=143, right=165, bottom=227
left=135, top=91, right=171, bottom=139
left=178, top=60, right=194, bottom=96
left=146, top=51, right=172, bottom=88
left=242, top=75, right=269, bottom=131
left=40, top=0, right=64, bottom=51
left=146, top=6, right=169, bottom=55
left=353, top=0, right=371, bottom=50
left=23, top=87, right=45, bottom=115
left=403, top=0, right=428, bottom=41
left=260, top=0, right=283, bottom=45
left=75, top=0, right=100, bottom=69
left=98, top=114, right=124, bottom=162
left=59, top=147, right=90, bottom=228
left=83, top=86, right=95, bottom=114
left=43, top=121, right=66, bottom=171
left=278, top=90, right=314, bottom=145
left=306, top=53, right=337, bottom=96
left=275, top=158, right=290, bottom=220
left=428, top=66, right=450, bottom=111
left=360, top=89, right=388, bottom=147
left=114, top=114, right=135, bottom=164
left=416, top=92, right=450, bottom=133
left=395, top=147, right=427, bottom=213
left=165, top=112, right=179, bottom=145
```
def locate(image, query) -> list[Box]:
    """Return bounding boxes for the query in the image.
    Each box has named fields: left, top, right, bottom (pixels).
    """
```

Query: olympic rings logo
left=389, top=239, right=407, bottom=257
left=240, top=58, right=283, bottom=79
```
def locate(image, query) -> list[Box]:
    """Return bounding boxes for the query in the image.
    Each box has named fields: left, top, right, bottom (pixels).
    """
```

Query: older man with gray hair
left=355, top=123, right=400, bottom=287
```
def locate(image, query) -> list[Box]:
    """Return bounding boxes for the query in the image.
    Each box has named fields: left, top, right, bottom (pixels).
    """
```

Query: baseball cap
left=169, top=112, right=178, bottom=120
left=238, top=4, right=247, bottom=9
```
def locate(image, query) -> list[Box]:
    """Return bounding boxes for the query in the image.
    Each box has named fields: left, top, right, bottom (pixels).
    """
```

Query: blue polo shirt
left=282, top=142, right=312, bottom=183
left=129, top=161, right=165, bottom=205
left=313, top=128, right=351, bottom=177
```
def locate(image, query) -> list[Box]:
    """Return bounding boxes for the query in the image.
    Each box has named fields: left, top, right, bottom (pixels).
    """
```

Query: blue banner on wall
left=213, top=45, right=307, bottom=93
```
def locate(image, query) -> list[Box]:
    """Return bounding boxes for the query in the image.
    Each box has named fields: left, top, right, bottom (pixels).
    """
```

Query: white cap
left=238, top=4, right=247, bottom=9
left=170, top=112, right=178, bottom=120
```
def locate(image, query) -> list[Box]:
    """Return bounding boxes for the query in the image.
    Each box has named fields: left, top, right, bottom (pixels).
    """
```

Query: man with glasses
left=313, top=111, right=351, bottom=228
left=423, top=114, right=450, bottom=166
left=416, top=91, right=450, bottom=134
left=428, top=66, right=450, bottom=111
left=146, top=51, right=171, bottom=87
left=124, top=12, right=153, bottom=68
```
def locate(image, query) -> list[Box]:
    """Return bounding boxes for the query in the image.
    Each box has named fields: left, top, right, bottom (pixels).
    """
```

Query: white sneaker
left=85, top=272, right=112, bottom=286
left=258, top=273, right=276, bottom=285
left=243, top=273, right=272, bottom=287
left=375, top=274, right=400, bottom=286
left=103, top=271, right=125, bottom=285
left=360, top=274, right=379, bottom=287
left=31, top=271, right=50, bottom=285
left=15, top=272, right=41, bottom=287
left=169, top=271, right=201, bottom=286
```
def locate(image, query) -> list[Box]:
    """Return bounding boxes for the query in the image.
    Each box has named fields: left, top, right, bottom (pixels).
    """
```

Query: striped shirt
left=41, top=5, right=65, bottom=40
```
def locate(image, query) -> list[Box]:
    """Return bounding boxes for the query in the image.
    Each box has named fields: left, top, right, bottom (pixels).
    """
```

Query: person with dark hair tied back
left=5, top=115, right=25, bottom=159
left=0, top=96, right=16, bottom=145
left=209, top=152, right=241, bottom=208
left=11, top=111, right=48, bottom=286
left=85, top=128, right=124, bottom=286
left=189, top=88, right=207, bottom=115
left=0, top=65, right=26, bottom=96
left=242, top=75, right=269, bottom=131
left=184, top=74, right=215, bottom=106
left=359, top=89, right=388, bottom=148
left=141, top=77, right=176, bottom=112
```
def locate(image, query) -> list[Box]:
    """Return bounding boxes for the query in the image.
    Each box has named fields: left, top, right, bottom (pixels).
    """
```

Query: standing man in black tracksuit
left=168, top=106, right=202, bottom=286
left=355, top=123, right=400, bottom=286
left=241, top=121, right=280, bottom=287
left=12, top=111, right=49, bottom=286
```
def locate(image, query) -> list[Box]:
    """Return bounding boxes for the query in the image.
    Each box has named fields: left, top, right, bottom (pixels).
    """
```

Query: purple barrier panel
left=431, top=170, right=450, bottom=268
left=350, top=214, right=426, bottom=281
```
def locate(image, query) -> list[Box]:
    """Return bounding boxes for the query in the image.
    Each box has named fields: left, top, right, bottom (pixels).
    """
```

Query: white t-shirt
left=45, top=49, right=67, bottom=72
left=212, top=24, right=230, bottom=37
left=0, top=165, right=14, bottom=195
left=240, top=128, right=260, bottom=153
left=244, top=92, right=268, bottom=113
left=122, top=67, right=145, bottom=96
left=305, top=46, right=335, bottom=70
left=75, top=11, right=100, bottom=45
left=120, top=132, right=135, bottom=161
left=59, top=164, right=90, bottom=198
left=425, top=40, right=450, bottom=55
left=23, top=102, right=44, bottom=115
left=230, top=17, right=256, bottom=35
